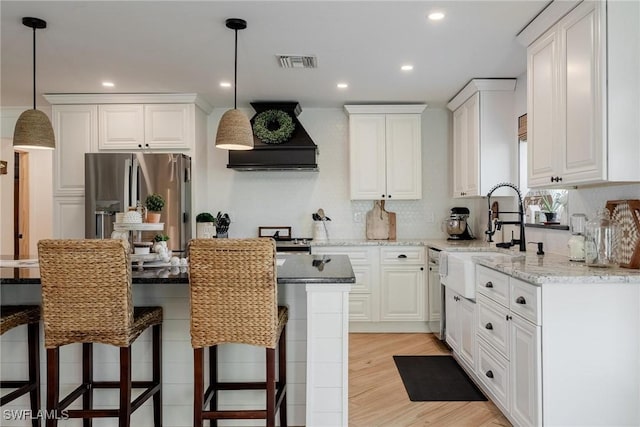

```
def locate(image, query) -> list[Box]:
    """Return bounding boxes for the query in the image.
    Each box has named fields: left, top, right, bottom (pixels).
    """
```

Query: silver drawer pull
left=485, top=370, right=494, bottom=379
left=485, top=281, right=493, bottom=288
left=515, top=296, right=526, bottom=305
left=485, top=323, right=493, bottom=330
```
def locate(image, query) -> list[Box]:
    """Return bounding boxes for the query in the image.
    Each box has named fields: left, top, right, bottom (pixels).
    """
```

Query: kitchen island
left=0, top=254, right=354, bottom=427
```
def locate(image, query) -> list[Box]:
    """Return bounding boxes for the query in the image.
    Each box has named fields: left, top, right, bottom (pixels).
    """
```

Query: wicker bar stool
left=188, top=238, right=287, bottom=427
left=1, top=305, right=41, bottom=427
left=37, top=239, right=162, bottom=427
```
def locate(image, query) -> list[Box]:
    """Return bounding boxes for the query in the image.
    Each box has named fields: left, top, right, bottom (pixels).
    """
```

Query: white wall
left=0, top=107, right=53, bottom=256
left=200, top=106, right=476, bottom=240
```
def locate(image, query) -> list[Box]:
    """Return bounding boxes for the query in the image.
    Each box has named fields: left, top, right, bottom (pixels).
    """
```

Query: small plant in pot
left=145, top=193, right=165, bottom=223
left=153, top=234, right=170, bottom=254
left=196, top=212, right=217, bottom=238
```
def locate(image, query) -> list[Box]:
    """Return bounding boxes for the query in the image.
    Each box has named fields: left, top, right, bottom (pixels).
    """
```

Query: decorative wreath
left=252, top=109, right=295, bottom=144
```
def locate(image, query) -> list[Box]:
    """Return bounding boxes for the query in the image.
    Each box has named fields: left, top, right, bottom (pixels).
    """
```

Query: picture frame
left=258, top=226, right=291, bottom=240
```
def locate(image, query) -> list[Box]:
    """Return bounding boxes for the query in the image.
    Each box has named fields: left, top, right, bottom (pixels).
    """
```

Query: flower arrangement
left=252, top=109, right=295, bottom=144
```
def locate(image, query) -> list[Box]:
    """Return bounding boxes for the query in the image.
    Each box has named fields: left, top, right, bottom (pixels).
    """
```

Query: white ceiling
left=1, top=1, right=548, bottom=110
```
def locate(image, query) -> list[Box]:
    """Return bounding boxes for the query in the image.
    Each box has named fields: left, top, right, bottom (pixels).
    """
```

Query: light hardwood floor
left=349, top=333, right=511, bottom=427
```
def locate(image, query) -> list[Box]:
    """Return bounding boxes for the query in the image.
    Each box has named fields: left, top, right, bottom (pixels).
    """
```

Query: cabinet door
left=528, top=28, right=558, bottom=187
left=452, top=105, right=468, bottom=198
left=428, top=264, right=441, bottom=322
left=52, top=105, right=97, bottom=196
left=144, top=104, right=193, bottom=150
left=445, top=289, right=459, bottom=352
left=98, top=104, right=145, bottom=150
left=510, top=314, right=542, bottom=427
left=458, top=296, right=476, bottom=369
left=349, top=115, right=386, bottom=199
left=462, top=93, right=480, bottom=196
left=53, top=197, right=85, bottom=238
left=558, top=1, right=604, bottom=184
left=380, top=265, right=425, bottom=321
left=452, top=93, right=479, bottom=197
left=385, top=114, right=421, bottom=199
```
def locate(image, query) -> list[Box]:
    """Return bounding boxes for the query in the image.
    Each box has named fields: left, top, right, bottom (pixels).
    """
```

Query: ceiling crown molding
left=447, top=79, right=516, bottom=112
left=43, top=93, right=213, bottom=114
left=343, top=104, right=427, bottom=115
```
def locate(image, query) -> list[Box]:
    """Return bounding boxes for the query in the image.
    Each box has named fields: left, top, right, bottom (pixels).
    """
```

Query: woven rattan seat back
left=38, top=239, right=134, bottom=348
left=1, top=305, right=40, bottom=335
left=188, top=238, right=278, bottom=349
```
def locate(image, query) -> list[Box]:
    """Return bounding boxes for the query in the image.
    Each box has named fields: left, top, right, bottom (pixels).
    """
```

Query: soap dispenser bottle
left=568, top=213, right=587, bottom=262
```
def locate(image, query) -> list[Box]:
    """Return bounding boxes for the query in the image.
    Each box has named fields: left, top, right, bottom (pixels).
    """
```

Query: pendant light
left=13, top=17, right=55, bottom=150
left=215, top=18, right=253, bottom=150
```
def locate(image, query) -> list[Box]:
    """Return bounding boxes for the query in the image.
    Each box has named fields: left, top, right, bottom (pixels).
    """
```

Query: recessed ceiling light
left=401, top=64, right=414, bottom=71
left=428, top=12, right=445, bottom=21
left=337, top=83, right=348, bottom=89
left=220, top=82, right=232, bottom=88
left=102, top=81, right=115, bottom=87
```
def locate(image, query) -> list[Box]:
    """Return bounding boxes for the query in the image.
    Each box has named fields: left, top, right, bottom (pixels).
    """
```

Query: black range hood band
left=227, top=102, right=318, bottom=171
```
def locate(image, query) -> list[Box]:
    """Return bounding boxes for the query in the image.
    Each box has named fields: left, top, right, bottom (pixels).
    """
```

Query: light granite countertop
left=310, top=238, right=640, bottom=284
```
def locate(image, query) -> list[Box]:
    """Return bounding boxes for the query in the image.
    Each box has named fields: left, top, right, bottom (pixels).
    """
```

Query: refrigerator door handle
left=124, top=158, right=132, bottom=209
left=131, top=157, right=139, bottom=207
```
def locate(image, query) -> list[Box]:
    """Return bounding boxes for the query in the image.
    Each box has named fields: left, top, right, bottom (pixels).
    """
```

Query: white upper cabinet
left=98, top=104, right=145, bottom=150
left=345, top=105, right=426, bottom=200
left=526, top=0, right=640, bottom=187
left=99, top=103, right=193, bottom=150
left=447, top=79, right=517, bottom=198
left=51, top=105, right=98, bottom=196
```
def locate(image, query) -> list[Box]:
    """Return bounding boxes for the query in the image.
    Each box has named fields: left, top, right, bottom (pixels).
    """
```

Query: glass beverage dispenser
left=568, top=213, right=587, bottom=261
left=584, top=209, right=617, bottom=267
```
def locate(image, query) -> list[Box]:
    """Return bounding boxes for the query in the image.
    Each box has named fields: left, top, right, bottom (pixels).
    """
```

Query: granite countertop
left=0, top=254, right=355, bottom=286
left=310, top=239, right=640, bottom=284
left=471, top=252, right=640, bottom=285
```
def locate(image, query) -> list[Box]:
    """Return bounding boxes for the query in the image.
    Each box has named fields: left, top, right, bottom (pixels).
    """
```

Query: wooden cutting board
left=366, top=200, right=396, bottom=240
left=606, top=199, right=640, bottom=269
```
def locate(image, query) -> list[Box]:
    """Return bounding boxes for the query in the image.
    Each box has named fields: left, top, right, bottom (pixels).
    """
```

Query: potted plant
left=540, top=192, right=565, bottom=222
left=196, top=212, right=216, bottom=238
left=153, top=234, right=170, bottom=253
left=145, top=193, right=165, bottom=223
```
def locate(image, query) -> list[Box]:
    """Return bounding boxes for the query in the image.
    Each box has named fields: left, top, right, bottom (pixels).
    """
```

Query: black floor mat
left=393, top=355, right=487, bottom=402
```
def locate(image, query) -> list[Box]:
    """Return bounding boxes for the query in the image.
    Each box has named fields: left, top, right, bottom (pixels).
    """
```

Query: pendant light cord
left=233, top=28, right=238, bottom=110
left=32, top=25, right=36, bottom=110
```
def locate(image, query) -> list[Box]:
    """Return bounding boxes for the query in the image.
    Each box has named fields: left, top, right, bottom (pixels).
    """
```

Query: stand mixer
left=445, top=207, right=474, bottom=240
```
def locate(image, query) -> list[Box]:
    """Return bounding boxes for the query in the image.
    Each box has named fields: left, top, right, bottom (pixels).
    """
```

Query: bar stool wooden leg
left=27, top=321, right=41, bottom=427
left=279, top=327, right=287, bottom=427
left=193, top=348, right=204, bottom=427
left=152, top=324, right=162, bottom=427
left=266, top=348, right=275, bottom=427
left=118, top=347, right=132, bottom=427
left=46, top=348, right=60, bottom=427
left=209, top=344, right=218, bottom=427
left=82, top=343, right=93, bottom=427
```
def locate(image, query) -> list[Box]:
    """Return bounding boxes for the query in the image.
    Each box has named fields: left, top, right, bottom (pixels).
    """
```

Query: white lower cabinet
left=474, top=265, right=541, bottom=427
left=312, top=245, right=428, bottom=331
left=445, top=288, right=476, bottom=371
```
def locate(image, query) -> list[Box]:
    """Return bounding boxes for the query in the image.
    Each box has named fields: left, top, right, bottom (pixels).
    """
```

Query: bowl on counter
left=133, top=241, right=153, bottom=254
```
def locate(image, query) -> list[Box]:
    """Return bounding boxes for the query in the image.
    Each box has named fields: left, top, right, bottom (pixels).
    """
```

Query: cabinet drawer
left=477, top=265, right=509, bottom=306
left=477, top=338, right=509, bottom=409
left=311, top=246, right=373, bottom=265
left=380, top=246, right=425, bottom=264
left=510, top=278, right=541, bottom=325
left=476, top=294, right=509, bottom=359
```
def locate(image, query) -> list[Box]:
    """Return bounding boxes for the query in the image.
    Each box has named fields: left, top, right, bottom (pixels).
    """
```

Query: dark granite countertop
left=0, top=254, right=355, bottom=285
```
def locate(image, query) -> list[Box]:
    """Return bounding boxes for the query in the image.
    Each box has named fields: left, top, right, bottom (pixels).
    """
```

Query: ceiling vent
left=277, top=55, right=317, bottom=69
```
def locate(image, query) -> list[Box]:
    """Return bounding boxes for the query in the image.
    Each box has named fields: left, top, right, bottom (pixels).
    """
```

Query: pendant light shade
left=215, top=18, right=253, bottom=150
left=13, top=17, right=55, bottom=150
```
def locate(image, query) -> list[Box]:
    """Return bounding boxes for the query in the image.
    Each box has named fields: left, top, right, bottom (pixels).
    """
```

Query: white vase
left=196, top=222, right=216, bottom=238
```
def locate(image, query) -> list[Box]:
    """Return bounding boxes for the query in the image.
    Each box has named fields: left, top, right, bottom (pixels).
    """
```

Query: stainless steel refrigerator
left=85, top=153, right=191, bottom=255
